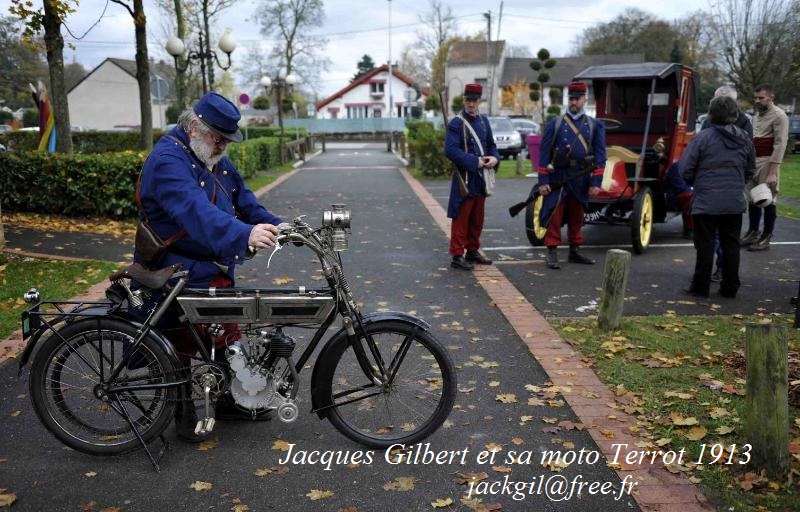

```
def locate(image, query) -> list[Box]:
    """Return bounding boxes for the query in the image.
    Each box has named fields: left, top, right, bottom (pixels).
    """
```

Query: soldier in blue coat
left=537, top=81, right=606, bottom=269
left=135, top=92, right=286, bottom=441
left=445, top=83, right=500, bottom=270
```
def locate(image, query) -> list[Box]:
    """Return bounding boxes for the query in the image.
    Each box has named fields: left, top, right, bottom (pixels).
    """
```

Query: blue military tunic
left=537, top=113, right=606, bottom=226
left=444, top=111, right=500, bottom=219
left=135, top=126, right=282, bottom=288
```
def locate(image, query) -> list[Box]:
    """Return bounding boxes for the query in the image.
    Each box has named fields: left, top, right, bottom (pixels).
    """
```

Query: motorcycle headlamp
left=322, top=204, right=351, bottom=251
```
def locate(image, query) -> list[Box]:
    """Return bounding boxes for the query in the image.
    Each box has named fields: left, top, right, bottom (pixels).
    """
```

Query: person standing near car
left=445, top=83, right=500, bottom=270
left=700, top=85, right=752, bottom=282
left=740, top=84, right=789, bottom=251
left=538, top=81, right=606, bottom=269
left=680, top=96, right=755, bottom=298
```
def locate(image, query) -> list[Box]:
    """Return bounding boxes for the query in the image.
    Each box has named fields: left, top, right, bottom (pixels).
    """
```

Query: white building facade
left=315, top=65, right=425, bottom=120
left=67, top=58, right=169, bottom=130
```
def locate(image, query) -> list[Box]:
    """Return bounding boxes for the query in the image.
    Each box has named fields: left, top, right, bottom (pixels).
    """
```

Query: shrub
left=0, top=130, right=166, bottom=153
left=406, top=121, right=450, bottom=177
left=0, top=151, right=144, bottom=218
left=226, top=137, right=282, bottom=179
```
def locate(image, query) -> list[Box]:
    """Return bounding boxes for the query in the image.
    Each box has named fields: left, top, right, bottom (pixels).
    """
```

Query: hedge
left=0, top=151, right=144, bottom=218
left=0, top=126, right=295, bottom=153
left=406, top=120, right=450, bottom=177
left=226, top=137, right=282, bottom=179
left=0, top=136, right=284, bottom=218
left=243, top=126, right=307, bottom=139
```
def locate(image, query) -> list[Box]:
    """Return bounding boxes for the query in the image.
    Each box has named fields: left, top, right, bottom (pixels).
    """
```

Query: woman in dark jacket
left=680, top=96, right=756, bottom=298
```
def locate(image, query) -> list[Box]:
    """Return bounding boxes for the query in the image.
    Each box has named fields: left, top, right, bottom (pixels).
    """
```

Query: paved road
left=422, top=175, right=799, bottom=318
left=0, top=143, right=637, bottom=511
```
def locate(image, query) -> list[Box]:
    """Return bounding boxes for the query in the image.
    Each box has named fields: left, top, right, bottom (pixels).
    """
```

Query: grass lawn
left=779, top=154, right=800, bottom=218
left=554, top=314, right=800, bottom=511
left=244, top=160, right=300, bottom=191
left=0, top=255, right=121, bottom=340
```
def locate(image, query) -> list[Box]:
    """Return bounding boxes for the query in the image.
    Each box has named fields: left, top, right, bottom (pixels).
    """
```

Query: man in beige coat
left=741, top=84, right=789, bottom=251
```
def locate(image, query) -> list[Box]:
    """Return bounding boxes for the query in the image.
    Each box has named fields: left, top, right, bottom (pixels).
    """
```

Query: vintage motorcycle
left=18, top=206, right=457, bottom=470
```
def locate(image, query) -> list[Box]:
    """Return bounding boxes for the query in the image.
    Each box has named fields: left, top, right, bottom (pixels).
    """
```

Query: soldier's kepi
left=537, top=81, right=607, bottom=269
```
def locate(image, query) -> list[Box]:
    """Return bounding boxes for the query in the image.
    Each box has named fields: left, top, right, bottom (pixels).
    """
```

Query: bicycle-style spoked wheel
left=29, top=318, right=177, bottom=455
left=321, top=320, right=456, bottom=448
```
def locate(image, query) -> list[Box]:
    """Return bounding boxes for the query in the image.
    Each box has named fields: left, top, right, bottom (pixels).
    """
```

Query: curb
left=398, top=166, right=712, bottom=511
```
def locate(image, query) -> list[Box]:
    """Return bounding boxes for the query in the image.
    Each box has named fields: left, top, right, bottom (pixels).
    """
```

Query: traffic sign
left=239, top=93, right=250, bottom=105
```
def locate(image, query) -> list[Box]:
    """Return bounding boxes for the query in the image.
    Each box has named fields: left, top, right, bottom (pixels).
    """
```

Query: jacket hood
left=713, top=124, right=749, bottom=149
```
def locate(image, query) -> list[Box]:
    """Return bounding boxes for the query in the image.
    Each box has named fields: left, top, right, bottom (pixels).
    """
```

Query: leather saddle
left=110, top=262, right=183, bottom=290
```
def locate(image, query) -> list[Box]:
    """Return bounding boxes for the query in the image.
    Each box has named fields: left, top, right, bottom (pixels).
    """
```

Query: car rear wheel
left=524, top=192, right=547, bottom=246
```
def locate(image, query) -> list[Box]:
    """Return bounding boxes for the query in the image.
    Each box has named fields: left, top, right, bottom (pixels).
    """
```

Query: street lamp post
left=260, top=73, right=297, bottom=164
left=166, top=29, right=236, bottom=94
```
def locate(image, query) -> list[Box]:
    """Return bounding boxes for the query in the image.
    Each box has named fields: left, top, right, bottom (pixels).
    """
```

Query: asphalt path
left=0, top=143, right=638, bottom=511
left=422, top=174, right=799, bottom=318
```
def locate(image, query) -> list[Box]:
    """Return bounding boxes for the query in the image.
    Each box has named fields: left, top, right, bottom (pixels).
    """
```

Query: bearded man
left=134, top=92, right=286, bottom=441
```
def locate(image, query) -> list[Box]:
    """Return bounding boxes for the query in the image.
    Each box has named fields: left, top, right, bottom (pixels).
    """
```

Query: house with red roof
left=315, top=64, right=426, bottom=120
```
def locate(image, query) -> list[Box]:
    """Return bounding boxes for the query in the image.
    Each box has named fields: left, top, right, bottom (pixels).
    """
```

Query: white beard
left=190, top=137, right=226, bottom=168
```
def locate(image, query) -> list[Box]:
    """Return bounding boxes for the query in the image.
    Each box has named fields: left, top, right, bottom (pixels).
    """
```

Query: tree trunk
left=42, top=0, right=72, bottom=154
left=173, top=0, right=187, bottom=109
left=133, top=0, right=152, bottom=151
left=0, top=202, right=5, bottom=255
left=203, top=0, right=214, bottom=90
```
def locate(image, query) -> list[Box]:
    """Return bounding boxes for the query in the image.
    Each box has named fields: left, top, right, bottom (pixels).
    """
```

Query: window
left=370, top=82, right=384, bottom=94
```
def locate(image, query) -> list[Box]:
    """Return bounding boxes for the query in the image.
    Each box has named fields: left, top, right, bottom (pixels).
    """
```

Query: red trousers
left=545, top=194, right=585, bottom=247
left=675, top=191, right=693, bottom=231
left=449, top=196, right=486, bottom=256
left=162, top=275, right=241, bottom=364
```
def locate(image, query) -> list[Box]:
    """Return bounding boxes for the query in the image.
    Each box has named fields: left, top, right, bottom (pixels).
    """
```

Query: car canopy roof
left=574, top=62, right=687, bottom=81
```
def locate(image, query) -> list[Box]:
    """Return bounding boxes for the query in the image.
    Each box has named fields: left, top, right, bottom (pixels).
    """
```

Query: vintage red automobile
left=524, top=62, right=698, bottom=253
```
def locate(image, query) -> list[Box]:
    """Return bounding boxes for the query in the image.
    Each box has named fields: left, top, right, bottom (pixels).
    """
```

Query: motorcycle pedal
left=194, top=418, right=216, bottom=435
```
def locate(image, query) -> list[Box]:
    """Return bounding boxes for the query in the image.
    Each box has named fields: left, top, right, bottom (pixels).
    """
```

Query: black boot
left=568, top=245, right=595, bottom=265
left=747, top=233, right=771, bottom=251
left=451, top=255, right=474, bottom=270
left=465, top=250, right=492, bottom=265
left=545, top=246, right=560, bottom=269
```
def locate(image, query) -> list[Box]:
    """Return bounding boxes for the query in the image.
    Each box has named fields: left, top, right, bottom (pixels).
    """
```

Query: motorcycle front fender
left=309, top=311, right=431, bottom=419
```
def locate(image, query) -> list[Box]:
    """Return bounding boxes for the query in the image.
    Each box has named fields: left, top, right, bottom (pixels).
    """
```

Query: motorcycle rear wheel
left=320, top=320, right=456, bottom=448
left=29, top=318, right=177, bottom=455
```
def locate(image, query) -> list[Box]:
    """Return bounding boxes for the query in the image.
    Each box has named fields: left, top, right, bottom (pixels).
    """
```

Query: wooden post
left=386, top=132, right=392, bottom=152
left=597, top=249, right=630, bottom=330
left=745, top=323, right=789, bottom=475
left=400, top=135, right=407, bottom=159
left=321, top=134, right=326, bottom=153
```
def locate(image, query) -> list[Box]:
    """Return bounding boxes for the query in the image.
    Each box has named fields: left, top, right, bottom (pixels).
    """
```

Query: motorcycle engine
left=225, top=329, right=295, bottom=411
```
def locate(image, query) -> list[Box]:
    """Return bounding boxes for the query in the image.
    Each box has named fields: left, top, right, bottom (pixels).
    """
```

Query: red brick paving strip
left=398, top=166, right=712, bottom=511
left=0, top=167, right=301, bottom=366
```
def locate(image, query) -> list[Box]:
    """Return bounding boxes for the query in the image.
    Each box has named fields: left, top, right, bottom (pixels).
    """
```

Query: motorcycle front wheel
left=319, top=320, right=456, bottom=448
left=29, top=318, right=178, bottom=455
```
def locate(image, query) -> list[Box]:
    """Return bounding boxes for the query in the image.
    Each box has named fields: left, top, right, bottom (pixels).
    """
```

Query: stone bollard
left=515, top=152, right=523, bottom=175
left=745, top=323, right=789, bottom=475
left=386, top=133, right=393, bottom=152
left=321, top=135, right=326, bottom=153
left=597, top=249, right=630, bottom=330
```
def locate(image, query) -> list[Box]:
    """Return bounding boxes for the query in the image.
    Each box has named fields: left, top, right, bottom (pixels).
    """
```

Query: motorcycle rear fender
left=17, top=306, right=181, bottom=377
left=309, top=311, right=431, bottom=418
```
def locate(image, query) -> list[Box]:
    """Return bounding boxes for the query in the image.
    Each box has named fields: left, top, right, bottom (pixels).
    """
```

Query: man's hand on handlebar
left=248, top=223, right=280, bottom=249
left=539, top=184, right=551, bottom=196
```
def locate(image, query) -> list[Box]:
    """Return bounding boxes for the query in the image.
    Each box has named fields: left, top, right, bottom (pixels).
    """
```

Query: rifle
left=508, top=163, right=596, bottom=218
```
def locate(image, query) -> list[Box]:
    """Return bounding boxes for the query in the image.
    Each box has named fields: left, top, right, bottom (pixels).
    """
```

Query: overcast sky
left=2, top=0, right=707, bottom=99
